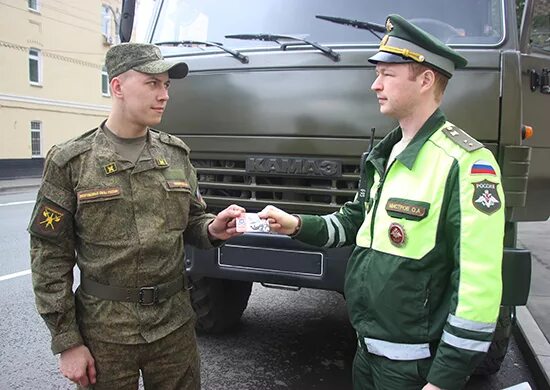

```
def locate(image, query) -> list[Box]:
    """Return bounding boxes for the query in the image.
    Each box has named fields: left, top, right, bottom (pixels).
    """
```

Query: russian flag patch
left=470, top=160, right=496, bottom=175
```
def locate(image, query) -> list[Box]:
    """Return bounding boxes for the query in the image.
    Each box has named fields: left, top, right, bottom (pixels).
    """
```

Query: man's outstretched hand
left=208, top=204, right=246, bottom=240
left=258, top=205, right=300, bottom=235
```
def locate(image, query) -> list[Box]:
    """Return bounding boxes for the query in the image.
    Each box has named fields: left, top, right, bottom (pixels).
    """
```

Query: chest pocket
left=76, top=186, right=128, bottom=242
left=163, top=180, right=192, bottom=231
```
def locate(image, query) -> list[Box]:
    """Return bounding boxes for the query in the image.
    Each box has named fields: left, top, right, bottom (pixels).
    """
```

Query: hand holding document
left=236, top=213, right=271, bottom=233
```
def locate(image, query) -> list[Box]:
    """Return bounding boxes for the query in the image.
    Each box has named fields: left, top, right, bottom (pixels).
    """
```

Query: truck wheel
left=473, top=306, right=513, bottom=376
left=189, top=276, right=252, bottom=334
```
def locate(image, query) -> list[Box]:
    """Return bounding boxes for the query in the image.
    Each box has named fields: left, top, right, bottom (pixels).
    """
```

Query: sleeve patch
left=472, top=180, right=501, bottom=215
left=30, top=201, right=67, bottom=239
left=470, top=160, right=496, bottom=176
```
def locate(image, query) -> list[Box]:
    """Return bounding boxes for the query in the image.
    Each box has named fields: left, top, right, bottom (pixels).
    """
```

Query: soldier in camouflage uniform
left=29, top=43, right=245, bottom=389
left=260, top=15, right=504, bottom=390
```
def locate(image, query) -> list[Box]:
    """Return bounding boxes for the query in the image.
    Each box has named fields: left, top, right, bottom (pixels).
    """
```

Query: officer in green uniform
left=29, top=43, right=245, bottom=389
left=259, top=14, right=504, bottom=390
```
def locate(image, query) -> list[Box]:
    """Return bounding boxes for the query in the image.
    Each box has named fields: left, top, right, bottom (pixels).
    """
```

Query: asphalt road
left=0, top=188, right=537, bottom=389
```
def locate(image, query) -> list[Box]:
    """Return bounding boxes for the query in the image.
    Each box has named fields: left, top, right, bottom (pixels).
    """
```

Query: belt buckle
left=139, top=286, right=159, bottom=305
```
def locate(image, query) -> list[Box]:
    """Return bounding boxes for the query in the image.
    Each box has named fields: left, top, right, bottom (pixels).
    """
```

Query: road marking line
left=0, top=200, right=36, bottom=207
left=0, top=269, right=32, bottom=281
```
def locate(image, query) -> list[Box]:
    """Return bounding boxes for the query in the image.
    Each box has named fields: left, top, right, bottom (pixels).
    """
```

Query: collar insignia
left=156, top=158, right=168, bottom=167
left=104, top=162, right=117, bottom=175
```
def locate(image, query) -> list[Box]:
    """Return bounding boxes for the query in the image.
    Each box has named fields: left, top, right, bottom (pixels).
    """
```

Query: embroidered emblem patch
left=472, top=180, right=501, bottom=215
left=77, top=187, right=122, bottom=203
left=470, top=160, right=496, bottom=176
left=389, top=223, right=406, bottom=247
left=31, top=203, right=66, bottom=239
left=104, top=162, right=117, bottom=175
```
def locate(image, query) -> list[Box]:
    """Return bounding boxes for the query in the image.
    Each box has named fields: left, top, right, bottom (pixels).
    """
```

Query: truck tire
left=189, top=276, right=252, bottom=334
left=473, top=306, right=513, bottom=376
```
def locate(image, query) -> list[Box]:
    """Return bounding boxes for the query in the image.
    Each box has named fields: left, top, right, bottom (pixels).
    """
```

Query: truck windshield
left=151, top=0, right=505, bottom=49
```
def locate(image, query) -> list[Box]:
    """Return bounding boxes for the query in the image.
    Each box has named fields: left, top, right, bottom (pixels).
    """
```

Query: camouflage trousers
left=78, top=320, right=200, bottom=390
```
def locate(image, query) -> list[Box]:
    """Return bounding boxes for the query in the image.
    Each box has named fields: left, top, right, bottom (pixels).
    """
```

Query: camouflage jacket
left=29, top=125, right=217, bottom=354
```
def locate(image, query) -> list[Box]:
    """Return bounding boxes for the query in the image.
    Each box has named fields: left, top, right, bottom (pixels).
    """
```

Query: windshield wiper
left=316, top=15, right=385, bottom=40
left=225, top=34, right=340, bottom=62
left=154, top=40, right=249, bottom=64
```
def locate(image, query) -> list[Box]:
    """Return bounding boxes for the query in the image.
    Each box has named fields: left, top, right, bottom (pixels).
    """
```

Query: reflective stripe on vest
left=327, top=214, right=347, bottom=247
left=321, top=215, right=336, bottom=247
left=364, top=337, right=431, bottom=360
left=441, top=330, right=491, bottom=352
left=447, top=314, right=496, bottom=333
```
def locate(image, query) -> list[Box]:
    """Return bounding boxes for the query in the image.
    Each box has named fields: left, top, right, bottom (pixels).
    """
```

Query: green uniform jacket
left=295, top=109, right=504, bottom=389
left=28, top=125, right=217, bottom=354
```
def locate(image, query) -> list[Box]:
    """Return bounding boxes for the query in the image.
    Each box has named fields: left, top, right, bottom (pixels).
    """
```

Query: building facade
left=0, top=0, right=121, bottom=178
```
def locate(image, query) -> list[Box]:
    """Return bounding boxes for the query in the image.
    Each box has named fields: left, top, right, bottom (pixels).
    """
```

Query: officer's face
left=117, top=70, right=171, bottom=127
left=371, top=63, right=422, bottom=119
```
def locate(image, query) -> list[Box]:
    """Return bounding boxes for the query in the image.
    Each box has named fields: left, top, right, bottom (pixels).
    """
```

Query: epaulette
left=155, top=130, right=191, bottom=154
left=441, top=124, right=483, bottom=152
left=50, top=128, right=97, bottom=167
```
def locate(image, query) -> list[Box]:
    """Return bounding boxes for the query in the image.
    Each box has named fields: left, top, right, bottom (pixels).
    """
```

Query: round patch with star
left=388, top=223, right=406, bottom=247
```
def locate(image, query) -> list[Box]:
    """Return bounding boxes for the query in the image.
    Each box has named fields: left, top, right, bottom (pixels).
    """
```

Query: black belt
left=80, top=275, right=185, bottom=305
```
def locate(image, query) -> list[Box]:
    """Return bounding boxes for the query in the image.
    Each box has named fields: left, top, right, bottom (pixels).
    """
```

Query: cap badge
left=386, top=18, right=394, bottom=32
left=389, top=222, right=406, bottom=247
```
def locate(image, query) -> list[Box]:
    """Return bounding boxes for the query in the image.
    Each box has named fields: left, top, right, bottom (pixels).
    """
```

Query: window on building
left=101, top=66, right=110, bottom=96
left=101, top=4, right=113, bottom=44
left=29, top=48, right=42, bottom=85
left=31, top=121, right=42, bottom=157
left=28, top=0, right=39, bottom=12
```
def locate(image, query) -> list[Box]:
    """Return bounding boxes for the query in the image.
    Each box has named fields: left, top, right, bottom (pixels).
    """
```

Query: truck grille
left=191, top=158, right=360, bottom=214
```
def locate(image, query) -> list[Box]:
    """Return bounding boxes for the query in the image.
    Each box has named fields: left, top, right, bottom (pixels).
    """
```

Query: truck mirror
left=119, top=0, right=136, bottom=43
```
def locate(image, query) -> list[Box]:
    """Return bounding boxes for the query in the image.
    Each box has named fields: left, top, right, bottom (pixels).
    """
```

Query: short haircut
left=408, top=63, right=449, bottom=102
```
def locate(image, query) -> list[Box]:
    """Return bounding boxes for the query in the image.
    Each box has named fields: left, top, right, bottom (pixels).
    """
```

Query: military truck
left=119, top=0, right=550, bottom=375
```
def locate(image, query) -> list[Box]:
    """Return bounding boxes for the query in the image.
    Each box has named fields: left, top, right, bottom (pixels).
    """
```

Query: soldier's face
left=371, top=63, right=422, bottom=119
left=118, top=70, right=171, bottom=127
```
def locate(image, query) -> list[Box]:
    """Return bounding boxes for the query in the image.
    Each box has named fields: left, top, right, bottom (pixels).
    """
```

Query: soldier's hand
left=59, top=344, right=96, bottom=387
left=258, top=205, right=300, bottom=235
left=208, top=204, right=246, bottom=240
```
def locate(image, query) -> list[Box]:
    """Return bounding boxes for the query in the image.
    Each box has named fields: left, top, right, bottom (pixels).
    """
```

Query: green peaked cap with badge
left=369, top=14, right=468, bottom=78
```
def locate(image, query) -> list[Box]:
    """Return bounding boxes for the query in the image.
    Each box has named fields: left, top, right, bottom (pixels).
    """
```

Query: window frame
left=28, top=0, right=40, bottom=12
left=101, top=66, right=110, bottom=96
left=101, top=4, right=113, bottom=44
left=29, top=48, right=42, bottom=86
left=30, top=121, right=42, bottom=158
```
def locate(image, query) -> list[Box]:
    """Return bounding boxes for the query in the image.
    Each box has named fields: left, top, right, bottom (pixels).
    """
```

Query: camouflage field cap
left=368, top=14, right=467, bottom=78
left=106, top=43, right=189, bottom=81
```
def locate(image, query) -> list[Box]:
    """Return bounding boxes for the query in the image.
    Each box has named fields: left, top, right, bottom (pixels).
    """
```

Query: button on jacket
left=294, top=109, right=504, bottom=390
left=29, top=126, right=217, bottom=354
